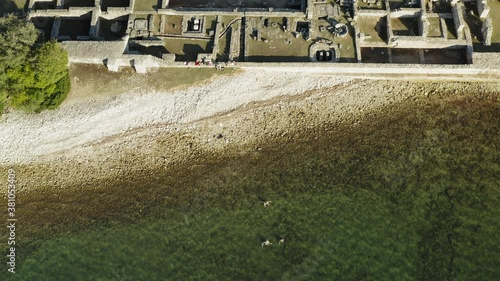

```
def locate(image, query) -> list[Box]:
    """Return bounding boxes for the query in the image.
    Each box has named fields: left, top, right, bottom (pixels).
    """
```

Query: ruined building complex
left=27, top=0, right=499, bottom=73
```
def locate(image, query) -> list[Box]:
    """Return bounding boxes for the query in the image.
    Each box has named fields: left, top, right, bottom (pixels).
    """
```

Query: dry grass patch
left=66, top=64, right=240, bottom=105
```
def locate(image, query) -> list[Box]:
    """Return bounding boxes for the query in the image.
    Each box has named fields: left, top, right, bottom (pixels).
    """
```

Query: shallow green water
left=4, top=93, right=500, bottom=280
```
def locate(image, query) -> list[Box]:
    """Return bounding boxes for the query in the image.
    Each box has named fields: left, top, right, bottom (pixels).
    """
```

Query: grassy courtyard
left=133, top=0, right=159, bottom=11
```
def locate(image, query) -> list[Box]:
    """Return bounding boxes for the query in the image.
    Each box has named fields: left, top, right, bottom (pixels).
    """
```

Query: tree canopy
left=0, top=14, right=70, bottom=113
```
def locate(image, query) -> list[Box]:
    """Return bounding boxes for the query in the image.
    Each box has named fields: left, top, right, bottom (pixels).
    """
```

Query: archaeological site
left=27, top=0, right=499, bottom=72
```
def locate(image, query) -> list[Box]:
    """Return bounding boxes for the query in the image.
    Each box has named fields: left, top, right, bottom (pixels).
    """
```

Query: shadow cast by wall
left=0, top=0, right=25, bottom=15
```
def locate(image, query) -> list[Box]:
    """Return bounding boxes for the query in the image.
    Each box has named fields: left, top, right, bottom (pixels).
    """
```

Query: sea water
left=4, top=93, right=499, bottom=280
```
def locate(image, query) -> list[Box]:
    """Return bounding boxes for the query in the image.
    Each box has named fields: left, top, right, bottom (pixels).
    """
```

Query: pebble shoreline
left=0, top=75, right=497, bottom=196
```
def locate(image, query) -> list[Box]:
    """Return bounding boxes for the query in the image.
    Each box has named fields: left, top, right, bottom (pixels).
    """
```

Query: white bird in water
left=262, top=201, right=272, bottom=207
left=279, top=238, right=285, bottom=244
left=261, top=240, right=272, bottom=247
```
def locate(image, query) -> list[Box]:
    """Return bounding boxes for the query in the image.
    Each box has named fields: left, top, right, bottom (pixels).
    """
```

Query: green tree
left=0, top=14, right=70, bottom=114
left=18, top=40, right=70, bottom=112
left=0, top=14, right=38, bottom=111
left=33, top=40, right=69, bottom=88
left=0, top=14, right=38, bottom=70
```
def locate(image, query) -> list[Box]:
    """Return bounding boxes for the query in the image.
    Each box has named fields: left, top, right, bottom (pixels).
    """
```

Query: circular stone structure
left=111, top=21, right=123, bottom=34
left=334, top=23, right=348, bottom=37
left=309, top=42, right=340, bottom=62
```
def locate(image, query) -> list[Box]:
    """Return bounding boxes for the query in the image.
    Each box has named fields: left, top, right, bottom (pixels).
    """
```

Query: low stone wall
left=389, top=9, right=420, bottom=18
left=425, top=12, right=453, bottom=19
left=101, top=7, right=131, bottom=19
left=482, top=17, right=493, bottom=46
left=157, top=8, right=305, bottom=18
left=62, top=39, right=128, bottom=63
left=153, top=58, right=500, bottom=75
left=211, top=16, right=222, bottom=58
left=452, top=1, right=466, bottom=40
left=237, top=61, right=500, bottom=82
left=229, top=24, right=241, bottom=61
left=355, top=10, right=387, bottom=17
left=477, top=0, right=489, bottom=19
left=129, top=39, right=164, bottom=47
left=389, top=36, right=467, bottom=49
left=62, top=46, right=500, bottom=79
left=29, top=8, right=93, bottom=17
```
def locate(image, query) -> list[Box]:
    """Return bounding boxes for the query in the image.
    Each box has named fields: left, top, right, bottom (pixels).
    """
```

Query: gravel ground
left=0, top=69, right=349, bottom=164
left=0, top=69, right=498, bottom=194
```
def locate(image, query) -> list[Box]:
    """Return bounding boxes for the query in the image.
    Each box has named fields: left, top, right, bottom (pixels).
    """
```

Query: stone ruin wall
left=27, top=0, right=499, bottom=74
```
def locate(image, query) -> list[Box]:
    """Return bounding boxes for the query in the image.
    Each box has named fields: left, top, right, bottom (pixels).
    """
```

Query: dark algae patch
left=3, top=88, right=500, bottom=280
